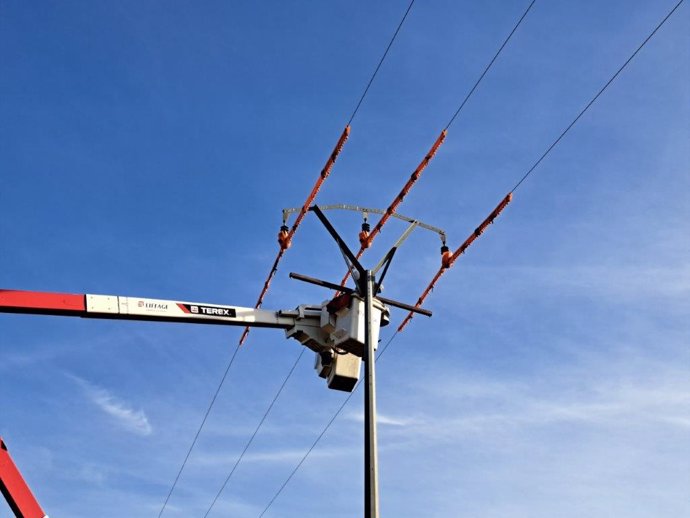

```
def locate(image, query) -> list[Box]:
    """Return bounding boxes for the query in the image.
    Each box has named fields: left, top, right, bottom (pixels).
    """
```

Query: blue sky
left=1, top=1, right=688, bottom=516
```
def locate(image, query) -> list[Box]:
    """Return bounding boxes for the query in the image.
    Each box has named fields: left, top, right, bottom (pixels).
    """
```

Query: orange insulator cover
left=397, top=192, right=514, bottom=333
left=358, top=230, right=370, bottom=248
left=365, top=129, right=447, bottom=248
left=338, top=129, right=447, bottom=290
left=278, top=230, right=291, bottom=250
left=441, top=250, right=452, bottom=269
left=240, top=126, right=351, bottom=346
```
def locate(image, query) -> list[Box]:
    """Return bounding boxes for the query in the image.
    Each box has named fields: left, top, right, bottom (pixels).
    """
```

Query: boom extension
left=0, top=288, right=389, bottom=392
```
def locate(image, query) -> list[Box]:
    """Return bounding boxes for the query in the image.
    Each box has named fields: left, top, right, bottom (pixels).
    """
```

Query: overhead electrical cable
left=401, top=0, right=686, bottom=327
left=157, top=3, right=419, bottom=515
left=510, top=0, right=685, bottom=193
left=202, top=349, right=306, bottom=517
left=444, top=0, right=536, bottom=130
left=239, top=125, right=350, bottom=346
left=336, top=130, right=447, bottom=287
left=257, top=333, right=400, bottom=518
left=398, top=193, right=512, bottom=331
left=258, top=0, right=539, bottom=510
left=156, top=344, right=241, bottom=518
left=348, top=0, right=417, bottom=126
left=338, top=0, right=536, bottom=289
left=256, top=2, right=686, bottom=512
left=241, top=0, right=418, bottom=346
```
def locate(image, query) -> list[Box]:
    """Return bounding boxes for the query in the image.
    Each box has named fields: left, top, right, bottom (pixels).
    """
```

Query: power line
left=256, top=3, right=539, bottom=513
left=254, top=2, right=687, bottom=513
left=338, top=0, right=535, bottom=290
left=348, top=0, right=417, bottom=126
left=401, top=0, right=686, bottom=331
left=257, top=331, right=400, bottom=517
left=510, top=0, right=685, bottom=193
left=203, top=349, right=306, bottom=517
left=156, top=343, right=241, bottom=518
left=445, top=0, right=536, bottom=130
left=157, top=4, right=421, bottom=515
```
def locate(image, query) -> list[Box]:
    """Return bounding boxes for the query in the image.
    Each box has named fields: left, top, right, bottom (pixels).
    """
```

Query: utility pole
left=302, top=206, right=434, bottom=517
left=364, top=270, right=379, bottom=518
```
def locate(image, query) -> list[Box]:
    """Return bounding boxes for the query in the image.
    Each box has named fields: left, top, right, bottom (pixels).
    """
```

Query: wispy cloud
left=384, top=362, right=690, bottom=446
left=70, top=375, right=153, bottom=436
left=192, top=445, right=356, bottom=467
left=519, top=264, right=690, bottom=301
left=346, top=411, right=415, bottom=427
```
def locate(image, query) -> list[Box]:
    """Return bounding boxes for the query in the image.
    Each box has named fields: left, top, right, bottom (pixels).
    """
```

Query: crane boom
left=0, top=437, right=47, bottom=518
left=0, top=288, right=390, bottom=393
left=0, top=289, right=295, bottom=328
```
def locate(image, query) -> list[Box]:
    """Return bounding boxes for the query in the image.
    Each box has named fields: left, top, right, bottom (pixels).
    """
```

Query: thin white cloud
left=522, top=264, right=690, bottom=301
left=70, top=375, right=153, bottom=436
left=192, top=445, right=355, bottom=467
left=346, top=410, right=415, bottom=427
left=383, top=364, right=690, bottom=446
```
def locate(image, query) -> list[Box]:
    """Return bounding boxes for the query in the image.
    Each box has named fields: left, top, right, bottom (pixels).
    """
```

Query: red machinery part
left=0, top=289, right=85, bottom=315
left=0, top=438, right=47, bottom=518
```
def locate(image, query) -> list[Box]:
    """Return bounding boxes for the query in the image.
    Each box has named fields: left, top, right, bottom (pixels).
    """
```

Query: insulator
left=359, top=230, right=370, bottom=248
left=441, top=245, right=452, bottom=269
left=278, top=225, right=291, bottom=250
left=359, top=221, right=371, bottom=248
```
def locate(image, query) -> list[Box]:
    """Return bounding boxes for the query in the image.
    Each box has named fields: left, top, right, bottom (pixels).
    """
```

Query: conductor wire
left=510, top=0, right=685, bottom=193
left=445, top=0, right=536, bottom=130
left=257, top=331, right=400, bottom=517
left=158, top=3, right=420, bottom=514
left=203, top=349, right=306, bottom=517
left=348, top=0, right=417, bottom=125
left=157, top=343, right=241, bottom=518
left=255, top=3, right=687, bottom=512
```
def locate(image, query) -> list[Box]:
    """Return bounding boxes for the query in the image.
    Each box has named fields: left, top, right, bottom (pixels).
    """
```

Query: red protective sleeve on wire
left=397, top=193, right=512, bottom=332
left=364, top=129, right=446, bottom=249
left=239, top=126, right=351, bottom=345
left=339, top=129, right=447, bottom=289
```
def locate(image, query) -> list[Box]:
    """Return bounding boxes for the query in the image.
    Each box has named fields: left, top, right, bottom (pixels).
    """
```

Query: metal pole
left=364, top=270, right=379, bottom=518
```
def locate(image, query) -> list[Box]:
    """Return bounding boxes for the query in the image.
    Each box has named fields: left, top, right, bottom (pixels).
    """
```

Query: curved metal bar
left=282, top=203, right=446, bottom=241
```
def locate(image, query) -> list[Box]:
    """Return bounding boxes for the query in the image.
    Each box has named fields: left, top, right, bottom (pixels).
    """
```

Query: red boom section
left=239, top=125, right=351, bottom=345
left=0, top=438, right=46, bottom=518
left=0, top=289, right=85, bottom=316
left=397, top=193, right=513, bottom=332
left=339, top=129, right=447, bottom=288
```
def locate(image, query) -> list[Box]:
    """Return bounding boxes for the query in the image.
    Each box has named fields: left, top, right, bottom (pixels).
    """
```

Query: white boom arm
left=0, top=289, right=389, bottom=391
